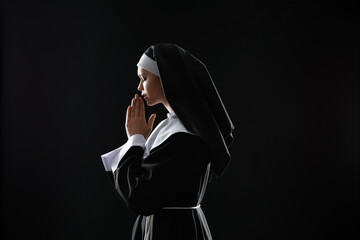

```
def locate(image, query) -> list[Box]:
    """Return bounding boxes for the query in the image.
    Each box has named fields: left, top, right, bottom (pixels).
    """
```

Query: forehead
left=137, top=67, right=148, bottom=76
left=137, top=67, right=154, bottom=77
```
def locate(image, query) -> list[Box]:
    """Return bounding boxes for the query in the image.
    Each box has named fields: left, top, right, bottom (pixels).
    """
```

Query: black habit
left=106, top=132, right=212, bottom=239
left=101, top=43, right=234, bottom=240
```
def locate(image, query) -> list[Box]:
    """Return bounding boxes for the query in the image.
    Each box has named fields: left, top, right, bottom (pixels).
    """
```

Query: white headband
left=136, top=53, right=160, bottom=77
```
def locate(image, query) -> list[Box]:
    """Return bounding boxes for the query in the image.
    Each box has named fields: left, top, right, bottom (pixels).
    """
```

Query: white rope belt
left=144, top=204, right=201, bottom=240
left=163, top=204, right=201, bottom=210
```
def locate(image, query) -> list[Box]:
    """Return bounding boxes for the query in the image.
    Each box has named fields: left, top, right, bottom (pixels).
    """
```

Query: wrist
left=127, top=134, right=146, bottom=148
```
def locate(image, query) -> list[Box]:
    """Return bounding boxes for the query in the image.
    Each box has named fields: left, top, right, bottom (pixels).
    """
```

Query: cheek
left=143, top=82, right=149, bottom=93
left=143, top=82, right=153, bottom=97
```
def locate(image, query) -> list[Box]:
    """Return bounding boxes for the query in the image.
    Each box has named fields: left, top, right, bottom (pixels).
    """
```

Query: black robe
left=106, top=132, right=213, bottom=240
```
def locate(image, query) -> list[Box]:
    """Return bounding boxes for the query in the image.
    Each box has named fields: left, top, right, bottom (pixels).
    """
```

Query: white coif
left=137, top=53, right=160, bottom=77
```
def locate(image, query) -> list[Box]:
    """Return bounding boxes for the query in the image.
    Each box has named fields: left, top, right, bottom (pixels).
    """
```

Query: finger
left=139, top=96, right=145, bottom=118
left=147, top=114, right=156, bottom=132
left=134, top=95, right=140, bottom=117
left=129, top=106, right=134, bottom=119
left=131, top=97, right=135, bottom=108
left=126, top=105, right=131, bottom=122
left=131, top=98, right=136, bottom=118
left=130, top=101, right=135, bottom=118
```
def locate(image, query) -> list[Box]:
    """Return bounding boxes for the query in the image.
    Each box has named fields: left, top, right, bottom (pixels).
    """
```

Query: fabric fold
left=101, top=134, right=146, bottom=172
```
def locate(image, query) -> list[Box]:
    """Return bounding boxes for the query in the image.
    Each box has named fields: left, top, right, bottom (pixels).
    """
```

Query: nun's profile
left=101, top=43, right=234, bottom=240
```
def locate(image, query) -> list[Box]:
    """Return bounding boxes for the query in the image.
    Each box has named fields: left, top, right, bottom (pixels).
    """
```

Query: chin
left=146, top=100, right=160, bottom=107
left=146, top=99, right=154, bottom=106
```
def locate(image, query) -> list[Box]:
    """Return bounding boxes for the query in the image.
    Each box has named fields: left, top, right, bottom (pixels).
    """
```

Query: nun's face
left=137, top=67, right=166, bottom=106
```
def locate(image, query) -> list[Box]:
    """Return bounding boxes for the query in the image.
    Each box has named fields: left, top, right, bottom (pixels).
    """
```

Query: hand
left=125, top=94, right=156, bottom=139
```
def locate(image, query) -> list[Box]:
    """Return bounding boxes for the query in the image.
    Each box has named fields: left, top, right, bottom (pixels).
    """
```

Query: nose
left=137, top=80, right=144, bottom=91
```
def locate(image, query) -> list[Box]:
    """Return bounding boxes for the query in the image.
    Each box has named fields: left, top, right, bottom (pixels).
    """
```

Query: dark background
left=1, top=0, right=358, bottom=239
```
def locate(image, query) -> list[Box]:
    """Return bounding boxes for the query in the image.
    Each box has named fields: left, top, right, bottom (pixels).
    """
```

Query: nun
left=101, top=43, right=234, bottom=240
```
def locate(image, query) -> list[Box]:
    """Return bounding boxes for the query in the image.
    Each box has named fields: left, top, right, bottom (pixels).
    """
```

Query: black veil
left=143, top=43, right=234, bottom=178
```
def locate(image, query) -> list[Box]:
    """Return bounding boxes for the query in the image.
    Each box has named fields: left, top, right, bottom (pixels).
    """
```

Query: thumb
left=147, top=114, right=156, bottom=131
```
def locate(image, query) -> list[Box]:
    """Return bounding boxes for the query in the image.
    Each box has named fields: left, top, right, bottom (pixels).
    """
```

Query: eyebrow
left=138, top=74, right=146, bottom=81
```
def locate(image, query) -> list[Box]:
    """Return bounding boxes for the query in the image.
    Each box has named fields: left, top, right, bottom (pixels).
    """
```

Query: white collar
left=143, top=113, right=195, bottom=157
left=167, top=112, right=176, bottom=118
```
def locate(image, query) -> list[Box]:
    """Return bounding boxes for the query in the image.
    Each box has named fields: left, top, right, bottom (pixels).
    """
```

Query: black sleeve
left=110, top=132, right=209, bottom=216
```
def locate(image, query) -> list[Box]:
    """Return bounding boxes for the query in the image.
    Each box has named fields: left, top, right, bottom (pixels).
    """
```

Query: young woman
left=101, top=43, right=234, bottom=240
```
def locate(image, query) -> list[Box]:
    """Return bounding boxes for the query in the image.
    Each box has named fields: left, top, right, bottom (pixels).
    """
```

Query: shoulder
left=160, top=132, right=203, bottom=145
left=145, top=132, right=210, bottom=166
left=148, top=114, right=194, bottom=150
left=150, top=132, right=206, bottom=152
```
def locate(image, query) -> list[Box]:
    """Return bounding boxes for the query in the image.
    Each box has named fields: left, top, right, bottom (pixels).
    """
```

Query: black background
left=1, top=0, right=358, bottom=239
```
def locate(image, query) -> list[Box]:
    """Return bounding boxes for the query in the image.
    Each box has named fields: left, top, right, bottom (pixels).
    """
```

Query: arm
left=101, top=94, right=153, bottom=184
left=112, top=132, right=207, bottom=216
left=100, top=134, right=146, bottom=187
left=101, top=134, right=146, bottom=172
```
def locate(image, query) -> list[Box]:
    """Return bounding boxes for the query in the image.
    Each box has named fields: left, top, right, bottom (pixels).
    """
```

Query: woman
left=101, top=43, right=234, bottom=240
